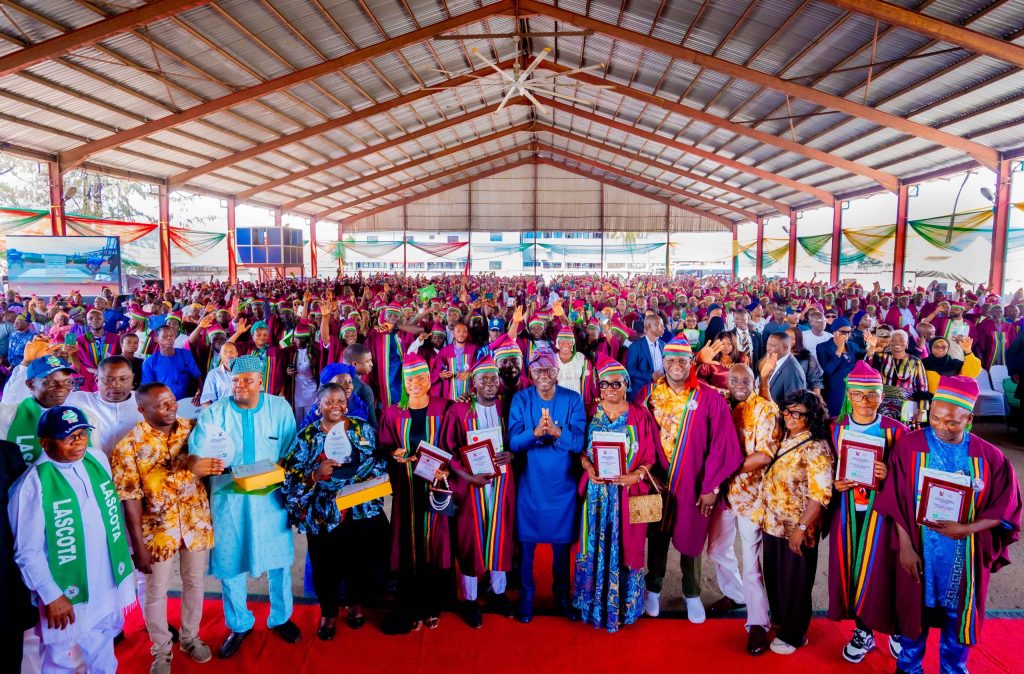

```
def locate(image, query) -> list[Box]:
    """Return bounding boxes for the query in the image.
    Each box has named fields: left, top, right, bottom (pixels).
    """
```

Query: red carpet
left=116, top=599, right=1018, bottom=673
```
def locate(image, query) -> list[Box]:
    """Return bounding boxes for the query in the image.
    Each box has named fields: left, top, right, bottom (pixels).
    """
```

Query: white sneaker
left=842, top=628, right=876, bottom=663
left=685, top=596, right=706, bottom=624
left=888, top=634, right=903, bottom=659
left=644, top=591, right=660, bottom=617
left=770, top=637, right=797, bottom=655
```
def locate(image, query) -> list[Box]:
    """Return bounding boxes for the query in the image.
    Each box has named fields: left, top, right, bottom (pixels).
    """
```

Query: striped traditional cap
left=527, top=313, right=547, bottom=328
left=129, top=308, right=149, bottom=322
left=556, top=325, right=575, bottom=343
left=471, top=355, right=499, bottom=377
left=608, top=317, right=629, bottom=340
left=490, top=333, right=523, bottom=363
left=231, top=354, right=264, bottom=376
left=846, top=360, right=883, bottom=390
left=294, top=322, right=312, bottom=339
left=431, top=322, right=446, bottom=336
left=205, top=327, right=227, bottom=343
left=933, top=375, right=979, bottom=412
left=585, top=316, right=601, bottom=332
left=386, top=302, right=402, bottom=318
left=402, top=353, right=430, bottom=380
left=340, top=320, right=357, bottom=334
left=595, top=354, right=628, bottom=381
left=662, top=334, right=694, bottom=359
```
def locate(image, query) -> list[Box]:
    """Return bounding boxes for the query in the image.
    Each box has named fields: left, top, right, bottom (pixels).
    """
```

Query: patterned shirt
left=728, top=394, right=780, bottom=518
left=648, top=379, right=697, bottom=463
left=750, top=430, right=833, bottom=538
left=111, top=418, right=214, bottom=561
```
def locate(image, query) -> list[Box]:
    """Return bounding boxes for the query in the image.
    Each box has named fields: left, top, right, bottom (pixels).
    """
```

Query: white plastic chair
left=989, top=365, right=1011, bottom=416
left=974, top=370, right=1006, bottom=418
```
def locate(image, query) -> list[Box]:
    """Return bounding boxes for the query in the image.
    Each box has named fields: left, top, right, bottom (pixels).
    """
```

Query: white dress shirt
left=65, top=391, right=144, bottom=457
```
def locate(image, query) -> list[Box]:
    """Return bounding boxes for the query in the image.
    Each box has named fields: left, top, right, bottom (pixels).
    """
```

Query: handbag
left=428, top=476, right=456, bottom=516
left=629, top=466, right=664, bottom=525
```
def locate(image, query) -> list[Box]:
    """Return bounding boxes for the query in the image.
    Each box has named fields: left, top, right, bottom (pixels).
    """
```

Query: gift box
left=336, top=475, right=392, bottom=510
left=231, top=459, right=285, bottom=492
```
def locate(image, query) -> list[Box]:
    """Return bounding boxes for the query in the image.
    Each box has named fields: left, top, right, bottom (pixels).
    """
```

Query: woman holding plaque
left=572, top=355, right=657, bottom=632
left=751, top=390, right=833, bottom=655
left=281, top=383, right=388, bottom=640
left=379, top=352, right=453, bottom=634
left=827, top=361, right=906, bottom=664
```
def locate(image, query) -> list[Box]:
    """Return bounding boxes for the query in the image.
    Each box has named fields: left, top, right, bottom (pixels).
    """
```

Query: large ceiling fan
left=430, top=21, right=613, bottom=114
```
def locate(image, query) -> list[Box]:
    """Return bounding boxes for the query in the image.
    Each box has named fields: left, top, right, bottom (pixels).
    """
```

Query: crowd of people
left=0, top=272, right=1021, bottom=674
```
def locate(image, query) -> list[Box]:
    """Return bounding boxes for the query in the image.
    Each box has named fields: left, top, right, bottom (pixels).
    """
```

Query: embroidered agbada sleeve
left=699, top=389, right=745, bottom=495
left=552, top=390, right=586, bottom=456
left=8, top=471, right=63, bottom=605
left=974, top=444, right=1023, bottom=573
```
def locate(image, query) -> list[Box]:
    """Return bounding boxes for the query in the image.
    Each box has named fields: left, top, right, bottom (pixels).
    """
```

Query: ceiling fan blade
left=527, top=87, right=598, bottom=106
left=470, top=48, right=517, bottom=83
left=517, top=47, right=551, bottom=83
left=494, top=83, right=520, bottom=115
left=520, top=88, right=548, bottom=115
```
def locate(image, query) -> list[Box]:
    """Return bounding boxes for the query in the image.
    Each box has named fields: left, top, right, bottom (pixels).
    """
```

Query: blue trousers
left=897, top=607, right=970, bottom=674
left=520, top=542, right=571, bottom=609
left=221, top=567, right=293, bottom=633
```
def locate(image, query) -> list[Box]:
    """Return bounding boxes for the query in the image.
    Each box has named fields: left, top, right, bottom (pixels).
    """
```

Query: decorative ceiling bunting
left=168, top=228, right=226, bottom=257
left=408, top=241, right=469, bottom=257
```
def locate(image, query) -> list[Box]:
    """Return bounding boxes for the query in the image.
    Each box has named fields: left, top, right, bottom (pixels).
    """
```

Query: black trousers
left=763, top=532, right=818, bottom=647
left=306, top=514, right=388, bottom=617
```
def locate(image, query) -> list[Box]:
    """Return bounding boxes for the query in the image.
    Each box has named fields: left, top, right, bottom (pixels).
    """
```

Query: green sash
left=37, top=453, right=133, bottom=605
left=7, top=398, right=45, bottom=464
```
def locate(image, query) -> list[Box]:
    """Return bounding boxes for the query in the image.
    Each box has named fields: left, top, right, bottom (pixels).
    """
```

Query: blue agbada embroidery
left=921, top=428, right=971, bottom=611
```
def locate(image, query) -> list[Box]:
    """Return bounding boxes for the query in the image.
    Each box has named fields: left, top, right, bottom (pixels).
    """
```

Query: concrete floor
left=174, top=420, right=1024, bottom=614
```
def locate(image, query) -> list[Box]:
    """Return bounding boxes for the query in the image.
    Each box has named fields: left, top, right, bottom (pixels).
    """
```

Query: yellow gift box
left=336, top=475, right=393, bottom=510
left=231, top=459, right=286, bottom=492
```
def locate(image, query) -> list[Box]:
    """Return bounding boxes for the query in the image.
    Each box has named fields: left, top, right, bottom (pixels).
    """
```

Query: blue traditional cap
left=37, top=405, right=94, bottom=439
left=230, top=354, right=264, bottom=376
left=26, top=355, right=76, bottom=380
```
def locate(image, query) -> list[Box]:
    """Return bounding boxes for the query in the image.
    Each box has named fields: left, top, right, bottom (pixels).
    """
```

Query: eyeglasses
left=849, top=391, right=882, bottom=403
left=531, top=367, right=557, bottom=378
left=782, top=409, right=807, bottom=419
left=598, top=380, right=624, bottom=390
left=98, top=375, right=133, bottom=385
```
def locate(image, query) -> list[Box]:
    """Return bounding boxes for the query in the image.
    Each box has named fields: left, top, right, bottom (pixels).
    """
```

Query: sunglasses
left=598, top=380, right=625, bottom=390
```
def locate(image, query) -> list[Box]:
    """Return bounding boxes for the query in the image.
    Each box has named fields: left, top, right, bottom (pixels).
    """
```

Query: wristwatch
left=712, top=486, right=720, bottom=495
left=798, top=524, right=808, bottom=532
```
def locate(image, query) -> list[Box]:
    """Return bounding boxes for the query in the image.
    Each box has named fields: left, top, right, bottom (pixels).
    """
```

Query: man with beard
left=75, top=309, right=121, bottom=393
left=66, top=356, right=143, bottom=457
left=928, top=301, right=976, bottom=360
left=490, top=334, right=527, bottom=416
left=442, top=356, right=516, bottom=627
left=431, top=323, right=478, bottom=401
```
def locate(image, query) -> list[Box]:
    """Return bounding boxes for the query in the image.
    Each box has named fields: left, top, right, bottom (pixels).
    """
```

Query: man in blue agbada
left=508, top=346, right=586, bottom=623
left=189, top=354, right=298, bottom=659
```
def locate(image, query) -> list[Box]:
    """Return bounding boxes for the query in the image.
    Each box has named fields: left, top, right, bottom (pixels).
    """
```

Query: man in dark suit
left=0, top=438, right=37, bottom=671
left=1008, top=329, right=1024, bottom=445
left=758, top=332, right=807, bottom=405
left=625, top=314, right=667, bottom=402
left=729, top=308, right=764, bottom=366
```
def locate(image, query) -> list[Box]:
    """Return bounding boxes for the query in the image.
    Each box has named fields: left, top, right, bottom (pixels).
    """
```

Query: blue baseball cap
left=488, top=317, right=506, bottom=332
left=26, top=355, right=76, bottom=380
left=37, top=405, right=94, bottom=439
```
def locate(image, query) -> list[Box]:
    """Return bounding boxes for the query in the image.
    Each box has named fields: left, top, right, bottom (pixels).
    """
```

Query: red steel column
left=892, top=182, right=910, bottom=290
left=989, top=158, right=1011, bottom=295
left=830, top=201, right=842, bottom=285
left=755, top=217, right=765, bottom=278
left=158, top=184, right=172, bottom=288
left=787, top=210, right=798, bottom=280
left=309, top=215, right=318, bottom=278
left=226, top=196, right=238, bottom=285
left=47, top=162, right=66, bottom=235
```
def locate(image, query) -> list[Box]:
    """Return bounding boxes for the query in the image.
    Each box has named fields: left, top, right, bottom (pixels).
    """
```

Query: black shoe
left=169, top=624, right=180, bottom=643
left=317, top=618, right=336, bottom=641
left=490, top=592, right=514, bottom=618
left=347, top=614, right=366, bottom=630
left=272, top=620, right=301, bottom=644
left=218, top=630, right=251, bottom=659
left=460, top=601, right=484, bottom=629
left=746, top=625, right=770, bottom=656
left=707, top=596, right=746, bottom=618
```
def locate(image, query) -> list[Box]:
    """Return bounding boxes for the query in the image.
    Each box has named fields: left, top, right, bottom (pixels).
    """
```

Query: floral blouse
left=281, top=416, right=385, bottom=535
left=750, top=430, right=833, bottom=538
left=727, top=394, right=780, bottom=519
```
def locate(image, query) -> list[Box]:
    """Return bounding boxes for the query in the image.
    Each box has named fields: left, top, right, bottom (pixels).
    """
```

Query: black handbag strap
left=763, top=437, right=813, bottom=478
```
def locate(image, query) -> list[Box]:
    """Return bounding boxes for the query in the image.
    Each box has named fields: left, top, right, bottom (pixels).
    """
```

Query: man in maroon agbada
left=644, top=334, right=744, bottom=623
left=441, top=356, right=515, bottom=628
left=875, top=375, right=1021, bottom=674
left=431, top=322, right=478, bottom=401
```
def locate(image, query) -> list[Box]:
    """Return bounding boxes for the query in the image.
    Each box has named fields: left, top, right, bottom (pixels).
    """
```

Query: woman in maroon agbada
left=875, top=387, right=1022, bottom=673
left=378, top=355, right=453, bottom=633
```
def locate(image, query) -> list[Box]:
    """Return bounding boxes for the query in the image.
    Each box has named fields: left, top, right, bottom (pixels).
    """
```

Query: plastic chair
left=974, top=370, right=1006, bottom=418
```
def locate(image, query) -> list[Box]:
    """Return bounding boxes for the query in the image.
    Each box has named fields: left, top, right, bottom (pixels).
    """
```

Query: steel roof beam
left=549, top=64, right=899, bottom=192
left=534, top=96, right=836, bottom=206
left=57, top=1, right=513, bottom=170
left=821, top=0, right=1024, bottom=70
left=0, top=0, right=210, bottom=78
left=534, top=123, right=791, bottom=215
left=522, top=0, right=999, bottom=168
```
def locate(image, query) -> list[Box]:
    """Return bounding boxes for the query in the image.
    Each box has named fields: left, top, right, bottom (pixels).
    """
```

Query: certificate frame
left=916, top=477, right=972, bottom=526
left=592, top=440, right=626, bottom=479
left=413, top=441, right=453, bottom=482
left=837, top=439, right=883, bottom=489
left=460, top=439, right=497, bottom=477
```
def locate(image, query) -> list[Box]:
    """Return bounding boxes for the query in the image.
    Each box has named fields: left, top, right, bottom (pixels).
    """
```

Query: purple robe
left=378, top=398, right=453, bottom=571
left=648, top=381, right=744, bottom=557
left=440, top=399, right=515, bottom=576
left=875, top=429, right=1022, bottom=644
left=974, top=318, right=1018, bottom=369
left=827, top=415, right=907, bottom=633
left=430, top=342, right=478, bottom=400
left=75, top=331, right=121, bottom=392
left=577, top=402, right=659, bottom=570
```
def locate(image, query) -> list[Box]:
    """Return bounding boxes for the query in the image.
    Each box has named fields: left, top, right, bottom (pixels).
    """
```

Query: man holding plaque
left=877, top=375, right=1022, bottom=674
left=645, top=334, right=743, bottom=623
left=508, top=347, right=586, bottom=623
left=441, top=355, right=516, bottom=628
left=827, top=361, right=906, bottom=664
left=189, top=355, right=299, bottom=658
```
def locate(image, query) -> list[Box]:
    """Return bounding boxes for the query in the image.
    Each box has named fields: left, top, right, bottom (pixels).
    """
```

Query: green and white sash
left=7, top=397, right=45, bottom=464
left=37, top=453, right=133, bottom=605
